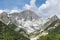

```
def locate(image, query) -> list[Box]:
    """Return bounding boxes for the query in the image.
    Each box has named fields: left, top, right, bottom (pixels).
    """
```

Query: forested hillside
left=0, top=21, right=30, bottom=40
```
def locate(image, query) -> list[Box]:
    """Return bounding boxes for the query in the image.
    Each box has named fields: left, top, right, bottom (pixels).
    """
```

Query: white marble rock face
left=14, top=10, right=43, bottom=34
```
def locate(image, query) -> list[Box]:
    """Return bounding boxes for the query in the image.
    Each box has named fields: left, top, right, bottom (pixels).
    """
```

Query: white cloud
left=23, top=0, right=60, bottom=19
left=23, top=4, right=31, bottom=10
left=23, top=0, right=39, bottom=14
left=38, top=0, right=60, bottom=19
left=30, top=0, right=36, bottom=7
left=9, top=7, right=21, bottom=13
left=3, top=7, right=21, bottom=14
left=0, top=10, right=4, bottom=14
left=39, top=1, right=50, bottom=11
left=23, top=0, right=36, bottom=10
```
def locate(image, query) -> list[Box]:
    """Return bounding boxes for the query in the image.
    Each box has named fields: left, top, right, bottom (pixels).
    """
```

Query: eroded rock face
left=0, top=12, right=10, bottom=25
left=13, top=10, right=43, bottom=34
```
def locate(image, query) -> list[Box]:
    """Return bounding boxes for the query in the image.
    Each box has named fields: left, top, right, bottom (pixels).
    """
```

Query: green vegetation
left=0, top=21, right=30, bottom=40
left=37, top=34, right=60, bottom=40
left=38, top=20, right=60, bottom=40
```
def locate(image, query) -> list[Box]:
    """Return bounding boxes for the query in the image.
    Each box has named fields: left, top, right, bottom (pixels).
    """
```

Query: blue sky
left=0, top=0, right=46, bottom=9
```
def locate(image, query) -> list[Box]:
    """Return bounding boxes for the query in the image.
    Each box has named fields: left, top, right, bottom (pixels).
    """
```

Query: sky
left=0, top=0, right=60, bottom=19
left=0, top=0, right=46, bottom=9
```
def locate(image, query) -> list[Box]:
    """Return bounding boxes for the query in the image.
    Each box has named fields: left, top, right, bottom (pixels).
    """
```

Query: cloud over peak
left=38, top=0, right=60, bottom=19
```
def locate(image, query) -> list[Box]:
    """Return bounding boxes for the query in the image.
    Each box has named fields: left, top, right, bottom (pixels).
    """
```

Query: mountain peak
left=51, top=15, right=58, bottom=18
left=18, top=10, right=41, bottom=20
left=49, top=15, right=58, bottom=21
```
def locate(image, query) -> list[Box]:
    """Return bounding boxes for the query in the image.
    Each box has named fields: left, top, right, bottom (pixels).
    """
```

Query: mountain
left=0, top=21, right=30, bottom=40
left=38, top=20, right=60, bottom=40
left=18, top=10, right=41, bottom=20
left=9, top=10, right=41, bottom=20
left=0, top=10, right=43, bottom=34
left=9, top=10, right=43, bottom=34
left=37, top=15, right=60, bottom=40
left=9, top=12, right=19, bottom=18
left=0, top=10, right=43, bottom=40
left=0, top=12, right=10, bottom=25
left=41, top=15, right=58, bottom=31
left=30, top=15, right=60, bottom=40
left=0, top=10, right=60, bottom=40
left=0, top=11, right=30, bottom=40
